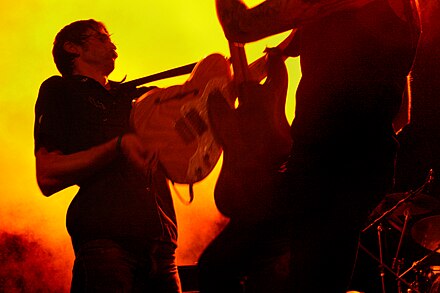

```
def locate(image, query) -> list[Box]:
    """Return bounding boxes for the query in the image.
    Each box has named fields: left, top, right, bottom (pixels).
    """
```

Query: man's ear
left=63, top=41, right=81, bottom=55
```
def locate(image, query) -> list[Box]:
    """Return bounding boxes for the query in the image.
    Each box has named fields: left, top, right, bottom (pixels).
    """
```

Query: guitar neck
left=118, top=62, right=197, bottom=90
left=228, top=41, right=250, bottom=84
left=229, top=29, right=298, bottom=84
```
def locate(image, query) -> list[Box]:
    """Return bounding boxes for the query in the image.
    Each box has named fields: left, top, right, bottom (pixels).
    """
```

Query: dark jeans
left=197, top=218, right=291, bottom=293
left=70, top=239, right=181, bottom=293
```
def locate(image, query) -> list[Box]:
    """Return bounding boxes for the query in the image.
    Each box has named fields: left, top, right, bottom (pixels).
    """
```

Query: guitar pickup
left=175, top=117, right=197, bottom=144
left=185, top=108, right=208, bottom=136
left=174, top=108, right=208, bottom=144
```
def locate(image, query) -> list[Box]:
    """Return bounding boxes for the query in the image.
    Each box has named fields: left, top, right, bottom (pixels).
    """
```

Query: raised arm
left=216, top=0, right=297, bottom=43
left=216, top=0, right=375, bottom=43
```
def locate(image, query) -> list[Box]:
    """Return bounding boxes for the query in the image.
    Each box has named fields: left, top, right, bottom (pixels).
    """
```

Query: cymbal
left=372, top=192, right=440, bottom=218
left=411, top=215, right=440, bottom=252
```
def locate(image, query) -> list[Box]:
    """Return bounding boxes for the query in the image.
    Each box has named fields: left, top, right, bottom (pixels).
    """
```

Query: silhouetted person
left=34, top=19, right=181, bottom=292
left=210, top=0, right=420, bottom=291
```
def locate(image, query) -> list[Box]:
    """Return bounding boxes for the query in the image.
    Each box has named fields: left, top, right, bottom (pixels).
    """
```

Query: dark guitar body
left=208, top=52, right=292, bottom=220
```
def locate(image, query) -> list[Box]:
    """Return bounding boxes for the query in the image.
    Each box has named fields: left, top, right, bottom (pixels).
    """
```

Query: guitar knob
left=195, top=167, right=203, bottom=179
left=203, top=154, right=210, bottom=165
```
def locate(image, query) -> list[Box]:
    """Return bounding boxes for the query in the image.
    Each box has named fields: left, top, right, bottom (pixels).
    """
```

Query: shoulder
left=36, top=76, right=69, bottom=111
left=40, top=75, right=64, bottom=88
left=38, top=75, right=67, bottom=96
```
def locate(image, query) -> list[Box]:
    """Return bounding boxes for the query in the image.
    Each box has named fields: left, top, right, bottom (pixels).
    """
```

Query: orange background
left=0, top=0, right=300, bottom=289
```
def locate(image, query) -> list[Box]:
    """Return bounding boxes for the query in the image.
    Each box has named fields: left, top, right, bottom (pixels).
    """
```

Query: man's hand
left=216, top=0, right=248, bottom=41
left=119, top=133, right=158, bottom=177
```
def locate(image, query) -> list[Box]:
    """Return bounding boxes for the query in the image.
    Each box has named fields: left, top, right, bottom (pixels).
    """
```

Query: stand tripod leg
left=393, top=209, right=411, bottom=293
left=377, top=224, right=387, bottom=293
left=358, top=243, right=420, bottom=293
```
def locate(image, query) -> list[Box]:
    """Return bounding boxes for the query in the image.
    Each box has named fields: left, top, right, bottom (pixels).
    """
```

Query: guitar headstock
left=228, top=42, right=250, bottom=84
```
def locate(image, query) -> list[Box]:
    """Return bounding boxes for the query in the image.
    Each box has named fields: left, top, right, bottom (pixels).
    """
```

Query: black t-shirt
left=286, top=0, right=419, bottom=153
left=34, top=75, right=177, bottom=254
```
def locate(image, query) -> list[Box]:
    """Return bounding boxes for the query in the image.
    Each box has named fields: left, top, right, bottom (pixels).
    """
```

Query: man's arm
left=216, top=0, right=297, bottom=43
left=216, top=0, right=375, bottom=43
left=36, top=133, right=151, bottom=196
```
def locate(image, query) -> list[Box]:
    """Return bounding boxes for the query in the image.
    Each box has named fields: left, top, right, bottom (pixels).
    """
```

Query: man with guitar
left=34, top=19, right=181, bottom=292
left=214, top=0, right=420, bottom=292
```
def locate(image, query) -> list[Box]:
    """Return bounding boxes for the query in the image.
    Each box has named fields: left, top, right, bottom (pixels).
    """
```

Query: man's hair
left=52, top=19, right=109, bottom=76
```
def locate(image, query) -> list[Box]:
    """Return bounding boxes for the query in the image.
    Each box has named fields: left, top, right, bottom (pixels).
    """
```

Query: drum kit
left=361, top=170, right=440, bottom=293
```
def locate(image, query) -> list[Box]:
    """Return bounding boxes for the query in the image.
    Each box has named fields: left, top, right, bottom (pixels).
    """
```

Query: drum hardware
left=430, top=265, right=440, bottom=277
left=396, top=216, right=440, bottom=292
left=359, top=170, right=435, bottom=293
left=398, top=243, right=440, bottom=279
left=429, top=274, right=440, bottom=293
left=393, top=209, right=412, bottom=293
left=363, top=169, right=434, bottom=234
left=358, top=222, right=420, bottom=293
left=358, top=242, right=419, bottom=292
left=427, top=266, right=440, bottom=293
left=377, top=223, right=388, bottom=292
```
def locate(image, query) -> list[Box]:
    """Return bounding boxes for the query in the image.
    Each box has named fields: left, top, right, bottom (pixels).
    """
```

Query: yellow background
left=0, top=0, right=300, bottom=289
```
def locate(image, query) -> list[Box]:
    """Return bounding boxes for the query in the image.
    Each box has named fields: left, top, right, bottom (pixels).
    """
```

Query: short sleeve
left=34, top=76, right=69, bottom=154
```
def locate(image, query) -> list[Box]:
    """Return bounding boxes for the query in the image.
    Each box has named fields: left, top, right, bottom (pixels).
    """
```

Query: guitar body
left=208, top=51, right=292, bottom=219
left=131, top=53, right=232, bottom=184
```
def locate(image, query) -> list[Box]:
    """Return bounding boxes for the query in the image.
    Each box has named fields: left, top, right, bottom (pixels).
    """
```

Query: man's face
left=78, top=27, right=118, bottom=75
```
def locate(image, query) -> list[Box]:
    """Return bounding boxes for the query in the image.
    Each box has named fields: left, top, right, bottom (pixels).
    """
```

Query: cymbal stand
left=362, top=186, right=424, bottom=234
left=359, top=243, right=420, bottom=293
left=377, top=223, right=387, bottom=293
left=361, top=191, right=421, bottom=293
left=392, top=209, right=411, bottom=293
left=360, top=171, right=433, bottom=293
left=363, top=169, right=433, bottom=234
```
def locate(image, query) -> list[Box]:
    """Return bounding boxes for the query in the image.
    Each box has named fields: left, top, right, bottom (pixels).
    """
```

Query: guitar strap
left=170, top=181, right=195, bottom=205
